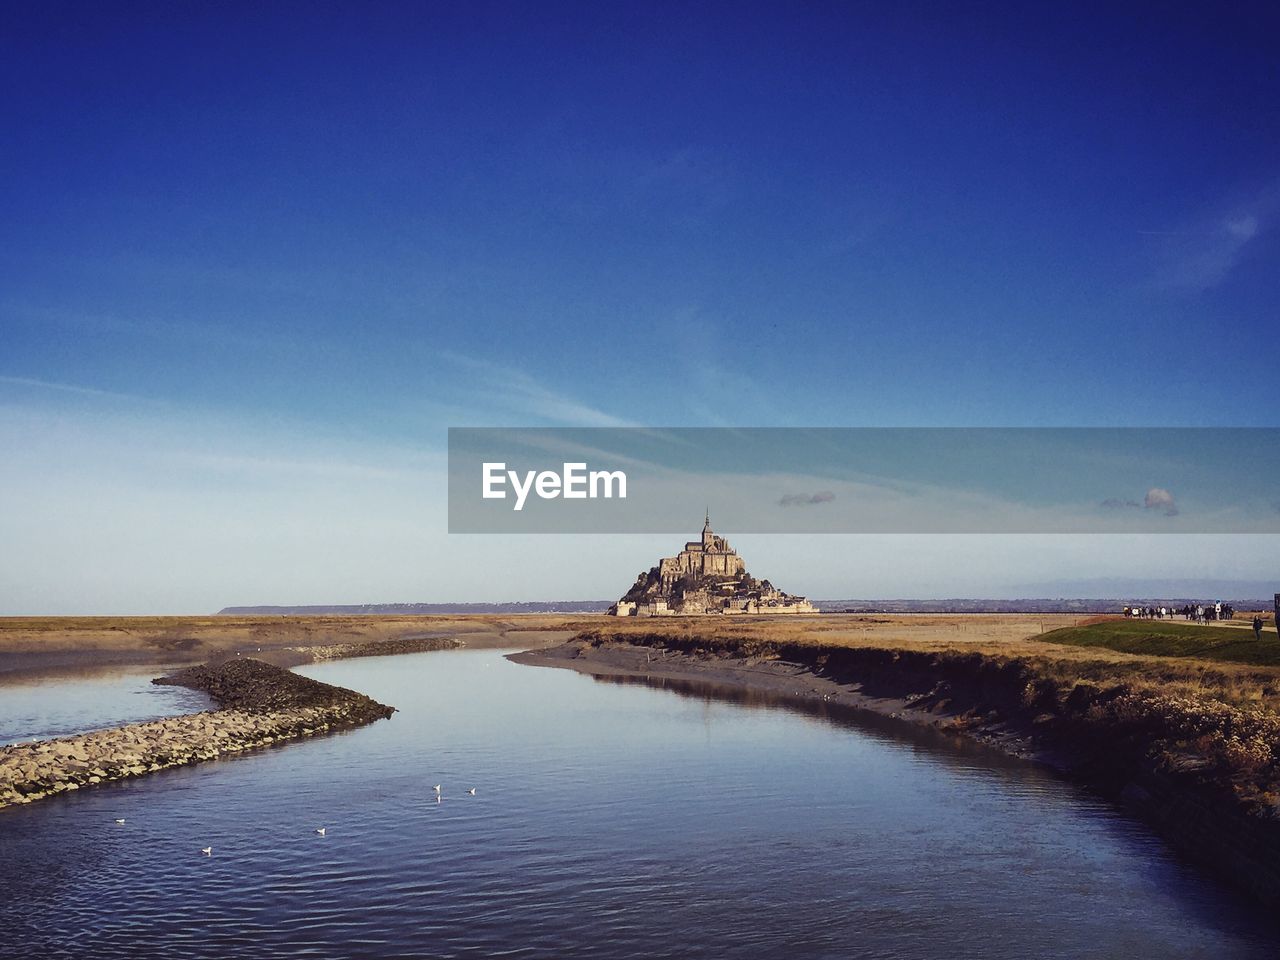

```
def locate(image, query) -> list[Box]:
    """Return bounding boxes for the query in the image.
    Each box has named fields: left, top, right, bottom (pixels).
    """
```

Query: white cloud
left=1144, top=487, right=1178, bottom=516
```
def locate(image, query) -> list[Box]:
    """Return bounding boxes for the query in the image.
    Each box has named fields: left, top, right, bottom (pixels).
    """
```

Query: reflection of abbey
left=608, top=514, right=817, bottom=616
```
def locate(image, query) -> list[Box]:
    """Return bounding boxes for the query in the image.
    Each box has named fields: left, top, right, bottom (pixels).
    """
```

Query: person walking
left=1254, top=616, right=1264, bottom=641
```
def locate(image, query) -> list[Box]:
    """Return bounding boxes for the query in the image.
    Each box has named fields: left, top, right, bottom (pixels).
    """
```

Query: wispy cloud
left=779, top=491, right=836, bottom=507
left=4, top=301, right=298, bottom=354
left=173, top=452, right=420, bottom=482
left=0, top=374, right=144, bottom=402
left=1148, top=179, right=1280, bottom=290
left=438, top=351, right=639, bottom=427
left=1100, top=487, right=1178, bottom=517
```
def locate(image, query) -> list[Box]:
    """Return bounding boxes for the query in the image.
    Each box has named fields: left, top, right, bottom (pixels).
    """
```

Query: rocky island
left=608, top=514, right=817, bottom=616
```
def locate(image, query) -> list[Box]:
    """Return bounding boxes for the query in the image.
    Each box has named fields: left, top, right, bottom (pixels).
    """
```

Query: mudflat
left=0, top=613, right=579, bottom=681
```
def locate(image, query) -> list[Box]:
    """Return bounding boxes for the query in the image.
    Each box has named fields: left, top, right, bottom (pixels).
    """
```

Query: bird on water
left=200, top=847, right=212, bottom=856
left=114, top=818, right=126, bottom=824
left=315, top=827, right=326, bottom=836
left=467, top=788, right=476, bottom=796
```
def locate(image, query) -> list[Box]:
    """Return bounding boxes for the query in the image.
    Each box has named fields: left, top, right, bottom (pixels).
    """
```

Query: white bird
left=114, top=818, right=126, bottom=824
left=467, top=788, right=476, bottom=796
left=432, top=784, right=442, bottom=794
left=200, top=847, right=212, bottom=856
left=315, top=827, right=326, bottom=836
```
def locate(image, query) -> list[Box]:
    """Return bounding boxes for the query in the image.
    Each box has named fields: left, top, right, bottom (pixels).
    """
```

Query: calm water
left=0, top=664, right=213, bottom=745
left=0, top=648, right=1276, bottom=959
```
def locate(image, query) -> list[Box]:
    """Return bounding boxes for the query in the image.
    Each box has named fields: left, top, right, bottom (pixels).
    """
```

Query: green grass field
left=1040, top=618, right=1280, bottom=666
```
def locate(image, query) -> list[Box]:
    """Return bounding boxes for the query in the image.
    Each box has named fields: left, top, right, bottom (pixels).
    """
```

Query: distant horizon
left=208, top=579, right=1279, bottom=619
left=6, top=578, right=1278, bottom=618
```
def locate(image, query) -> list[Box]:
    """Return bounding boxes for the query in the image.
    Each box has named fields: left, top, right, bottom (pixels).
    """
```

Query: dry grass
left=575, top=614, right=1280, bottom=712
left=0, top=613, right=586, bottom=660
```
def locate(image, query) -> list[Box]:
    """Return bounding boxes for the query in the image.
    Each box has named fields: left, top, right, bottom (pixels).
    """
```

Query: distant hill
left=1006, top=578, right=1277, bottom=604
left=215, top=601, right=613, bottom=616
left=814, top=595, right=1275, bottom=614
left=219, top=590, right=1277, bottom=617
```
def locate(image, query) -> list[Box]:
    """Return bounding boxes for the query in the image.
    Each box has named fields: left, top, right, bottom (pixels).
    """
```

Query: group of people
left=1122, top=602, right=1235, bottom=622
left=1121, top=601, right=1274, bottom=641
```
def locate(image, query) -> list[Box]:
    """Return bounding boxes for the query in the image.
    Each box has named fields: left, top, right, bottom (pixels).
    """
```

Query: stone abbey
left=608, top=514, right=817, bottom=616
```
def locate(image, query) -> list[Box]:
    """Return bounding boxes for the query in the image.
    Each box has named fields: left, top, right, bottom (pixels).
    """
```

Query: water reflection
left=589, top=669, right=1020, bottom=763
left=0, top=663, right=213, bottom=744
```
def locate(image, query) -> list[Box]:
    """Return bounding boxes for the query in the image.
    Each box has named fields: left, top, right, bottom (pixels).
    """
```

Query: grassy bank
left=584, top=615, right=1280, bottom=710
left=1039, top=618, right=1280, bottom=667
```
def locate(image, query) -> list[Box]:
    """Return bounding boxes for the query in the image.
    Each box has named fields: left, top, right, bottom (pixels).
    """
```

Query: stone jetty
left=284, top=635, right=463, bottom=663
left=0, top=659, right=395, bottom=809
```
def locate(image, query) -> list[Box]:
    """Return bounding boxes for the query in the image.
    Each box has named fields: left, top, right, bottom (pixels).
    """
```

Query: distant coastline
left=217, top=596, right=1277, bottom=617
left=216, top=601, right=615, bottom=616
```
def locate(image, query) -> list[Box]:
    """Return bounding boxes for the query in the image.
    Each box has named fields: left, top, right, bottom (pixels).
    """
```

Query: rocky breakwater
left=0, top=659, right=395, bottom=809
left=286, top=635, right=463, bottom=663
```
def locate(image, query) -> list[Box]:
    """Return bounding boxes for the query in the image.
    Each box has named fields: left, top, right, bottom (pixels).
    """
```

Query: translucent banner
left=448, top=428, right=1280, bottom=533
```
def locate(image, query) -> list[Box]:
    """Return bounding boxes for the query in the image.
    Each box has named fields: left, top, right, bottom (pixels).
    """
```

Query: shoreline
left=0, top=657, right=401, bottom=810
left=0, top=631, right=572, bottom=810
left=513, top=634, right=1280, bottom=913
left=510, top=638, right=1044, bottom=760
left=0, top=623, right=576, bottom=685
left=0, top=613, right=583, bottom=683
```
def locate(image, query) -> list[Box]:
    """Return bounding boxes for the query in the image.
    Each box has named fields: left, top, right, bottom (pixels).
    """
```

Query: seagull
left=200, top=847, right=212, bottom=856
left=467, top=788, right=476, bottom=796
left=315, top=827, right=326, bottom=836
left=432, top=785, right=442, bottom=795
left=114, top=818, right=126, bottom=824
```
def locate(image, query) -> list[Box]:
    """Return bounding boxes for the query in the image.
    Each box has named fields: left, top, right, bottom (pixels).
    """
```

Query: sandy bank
left=0, top=614, right=581, bottom=682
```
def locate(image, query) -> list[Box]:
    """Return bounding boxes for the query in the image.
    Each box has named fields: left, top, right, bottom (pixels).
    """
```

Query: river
left=0, top=648, right=1275, bottom=958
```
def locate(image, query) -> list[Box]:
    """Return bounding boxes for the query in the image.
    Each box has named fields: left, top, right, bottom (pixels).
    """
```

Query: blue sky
left=2, top=3, right=1277, bottom=612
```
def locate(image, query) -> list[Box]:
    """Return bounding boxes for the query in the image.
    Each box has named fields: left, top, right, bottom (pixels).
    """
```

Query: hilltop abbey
left=608, top=514, right=817, bottom=616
